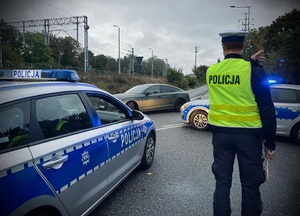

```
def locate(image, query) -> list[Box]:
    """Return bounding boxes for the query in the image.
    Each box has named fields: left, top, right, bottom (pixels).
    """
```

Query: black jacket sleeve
left=251, top=59, right=277, bottom=150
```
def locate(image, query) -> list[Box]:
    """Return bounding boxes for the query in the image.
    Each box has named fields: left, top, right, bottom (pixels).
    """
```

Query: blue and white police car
left=0, top=69, right=156, bottom=216
left=180, top=84, right=300, bottom=144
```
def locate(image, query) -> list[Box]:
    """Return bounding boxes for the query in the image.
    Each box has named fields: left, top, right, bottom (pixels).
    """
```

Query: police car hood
left=187, top=98, right=210, bottom=106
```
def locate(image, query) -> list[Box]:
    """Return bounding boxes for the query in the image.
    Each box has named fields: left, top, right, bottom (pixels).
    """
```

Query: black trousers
left=212, top=133, right=265, bottom=216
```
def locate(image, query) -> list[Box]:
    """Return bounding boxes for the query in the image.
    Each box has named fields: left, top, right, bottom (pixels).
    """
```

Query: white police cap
left=219, top=31, right=248, bottom=43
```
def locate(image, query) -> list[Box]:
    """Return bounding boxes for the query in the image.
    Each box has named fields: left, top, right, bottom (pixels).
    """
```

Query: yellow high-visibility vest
left=206, top=58, right=262, bottom=128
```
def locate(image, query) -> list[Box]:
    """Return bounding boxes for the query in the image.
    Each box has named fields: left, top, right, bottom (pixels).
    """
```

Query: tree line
left=0, top=22, right=172, bottom=77
left=1, top=8, right=299, bottom=86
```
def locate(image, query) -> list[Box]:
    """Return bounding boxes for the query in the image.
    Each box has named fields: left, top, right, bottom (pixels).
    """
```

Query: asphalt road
left=90, top=111, right=300, bottom=216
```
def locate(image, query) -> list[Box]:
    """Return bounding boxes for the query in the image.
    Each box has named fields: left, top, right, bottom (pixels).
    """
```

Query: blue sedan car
left=180, top=84, right=300, bottom=144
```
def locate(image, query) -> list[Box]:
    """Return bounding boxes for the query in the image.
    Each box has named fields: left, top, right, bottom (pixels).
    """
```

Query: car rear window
left=271, top=88, right=299, bottom=103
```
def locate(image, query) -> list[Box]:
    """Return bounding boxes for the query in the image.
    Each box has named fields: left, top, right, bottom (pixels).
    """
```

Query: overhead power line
left=35, top=0, right=73, bottom=17
left=6, top=16, right=90, bottom=72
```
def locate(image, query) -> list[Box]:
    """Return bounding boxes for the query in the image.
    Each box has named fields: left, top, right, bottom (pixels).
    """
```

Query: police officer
left=206, top=31, right=277, bottom=216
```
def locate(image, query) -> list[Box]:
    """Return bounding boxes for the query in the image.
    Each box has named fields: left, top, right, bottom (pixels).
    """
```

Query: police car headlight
left=180, top=103, right=190, bottom=111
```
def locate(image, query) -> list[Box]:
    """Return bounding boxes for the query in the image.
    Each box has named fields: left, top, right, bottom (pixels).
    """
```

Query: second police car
left=0, top=69, right=156, bottom=216
left=180, top=84, right=300, bottom=145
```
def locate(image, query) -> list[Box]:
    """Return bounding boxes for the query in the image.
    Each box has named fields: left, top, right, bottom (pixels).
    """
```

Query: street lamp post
left=194, top=46, right=199, bottom=72
left=163, top=58, right=168, bottom=76
left=113, top=25, right=121, bottom=75
left=149, top=48, right=153, bottom=77
left=129, top=45, right=134, bottom=75
left=230, top=5, right=252, bottom=32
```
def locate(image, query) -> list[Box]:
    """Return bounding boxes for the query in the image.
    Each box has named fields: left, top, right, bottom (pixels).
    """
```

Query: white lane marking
left=157, top=123, right=188, bottom=131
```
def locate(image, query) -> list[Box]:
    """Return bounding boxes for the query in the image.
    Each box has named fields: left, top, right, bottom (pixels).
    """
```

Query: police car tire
left=292, top=124, right=300, bottom=145
left=140, top=133, right=155, bottom=169
left=190, top=110, right=208, bottom=131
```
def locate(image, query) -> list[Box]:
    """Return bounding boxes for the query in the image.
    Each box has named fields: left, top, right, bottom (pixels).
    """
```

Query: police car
left=180, top=84, right=300, bottom=144
left=0, top=69, right=156, bottom=216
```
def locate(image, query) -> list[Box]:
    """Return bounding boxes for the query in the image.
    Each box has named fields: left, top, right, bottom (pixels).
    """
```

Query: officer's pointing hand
left=251, top=49, right=266, bottom=61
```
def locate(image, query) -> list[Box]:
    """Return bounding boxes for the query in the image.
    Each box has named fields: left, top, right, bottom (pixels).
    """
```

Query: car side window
left=0, top=101, right=30, bottom=151
left=271, top=88, right=299, bottom=103
left=36, top=94, right=92, bottom=140
left=145, top=86, right=160, bottom=94
left=87, top=95, right=128, bottom=125
left=160, top=86, right=177, bottom=93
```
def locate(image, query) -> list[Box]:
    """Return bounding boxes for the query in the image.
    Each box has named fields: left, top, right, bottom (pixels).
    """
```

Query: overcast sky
left=1, top=0, right=300, bottom=74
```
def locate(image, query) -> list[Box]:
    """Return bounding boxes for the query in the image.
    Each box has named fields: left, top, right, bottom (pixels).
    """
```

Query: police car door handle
left=42, top=155, right=68, bottom=169
left=108, top=135, right=119, bottom=142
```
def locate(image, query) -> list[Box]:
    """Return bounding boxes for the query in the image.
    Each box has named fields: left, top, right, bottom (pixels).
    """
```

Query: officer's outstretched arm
left=251, top=49, right=266, bottom=62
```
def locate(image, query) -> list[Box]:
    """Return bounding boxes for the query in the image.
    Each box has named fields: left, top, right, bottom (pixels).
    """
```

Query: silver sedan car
left=115, top=83, right=190, bottom=112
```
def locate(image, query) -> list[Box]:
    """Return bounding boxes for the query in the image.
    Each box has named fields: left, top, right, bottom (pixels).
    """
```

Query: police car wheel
left=174, top=99, right=185, bottom=112
left=140, top=133, right=155, bottom=169
left=126, top=101, right=138, bottom=110
left=190, top=110, right=208, bottom=131
left=292, top=124, right=300, bottom=145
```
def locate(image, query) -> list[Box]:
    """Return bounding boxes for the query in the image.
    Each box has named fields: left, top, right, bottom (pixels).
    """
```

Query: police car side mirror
left=132, top=110, right=144, bottom=120
left=98, top=101, right=109, bottom=110
left=98, top=104, right=106, bottom=110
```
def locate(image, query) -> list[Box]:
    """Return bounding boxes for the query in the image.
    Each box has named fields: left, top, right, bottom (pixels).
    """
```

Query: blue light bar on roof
left=0, top=69, right=80, bottom=81
left=268, top=79, right=277, bottom=84
left=41, top=69, right=80, bottom=81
